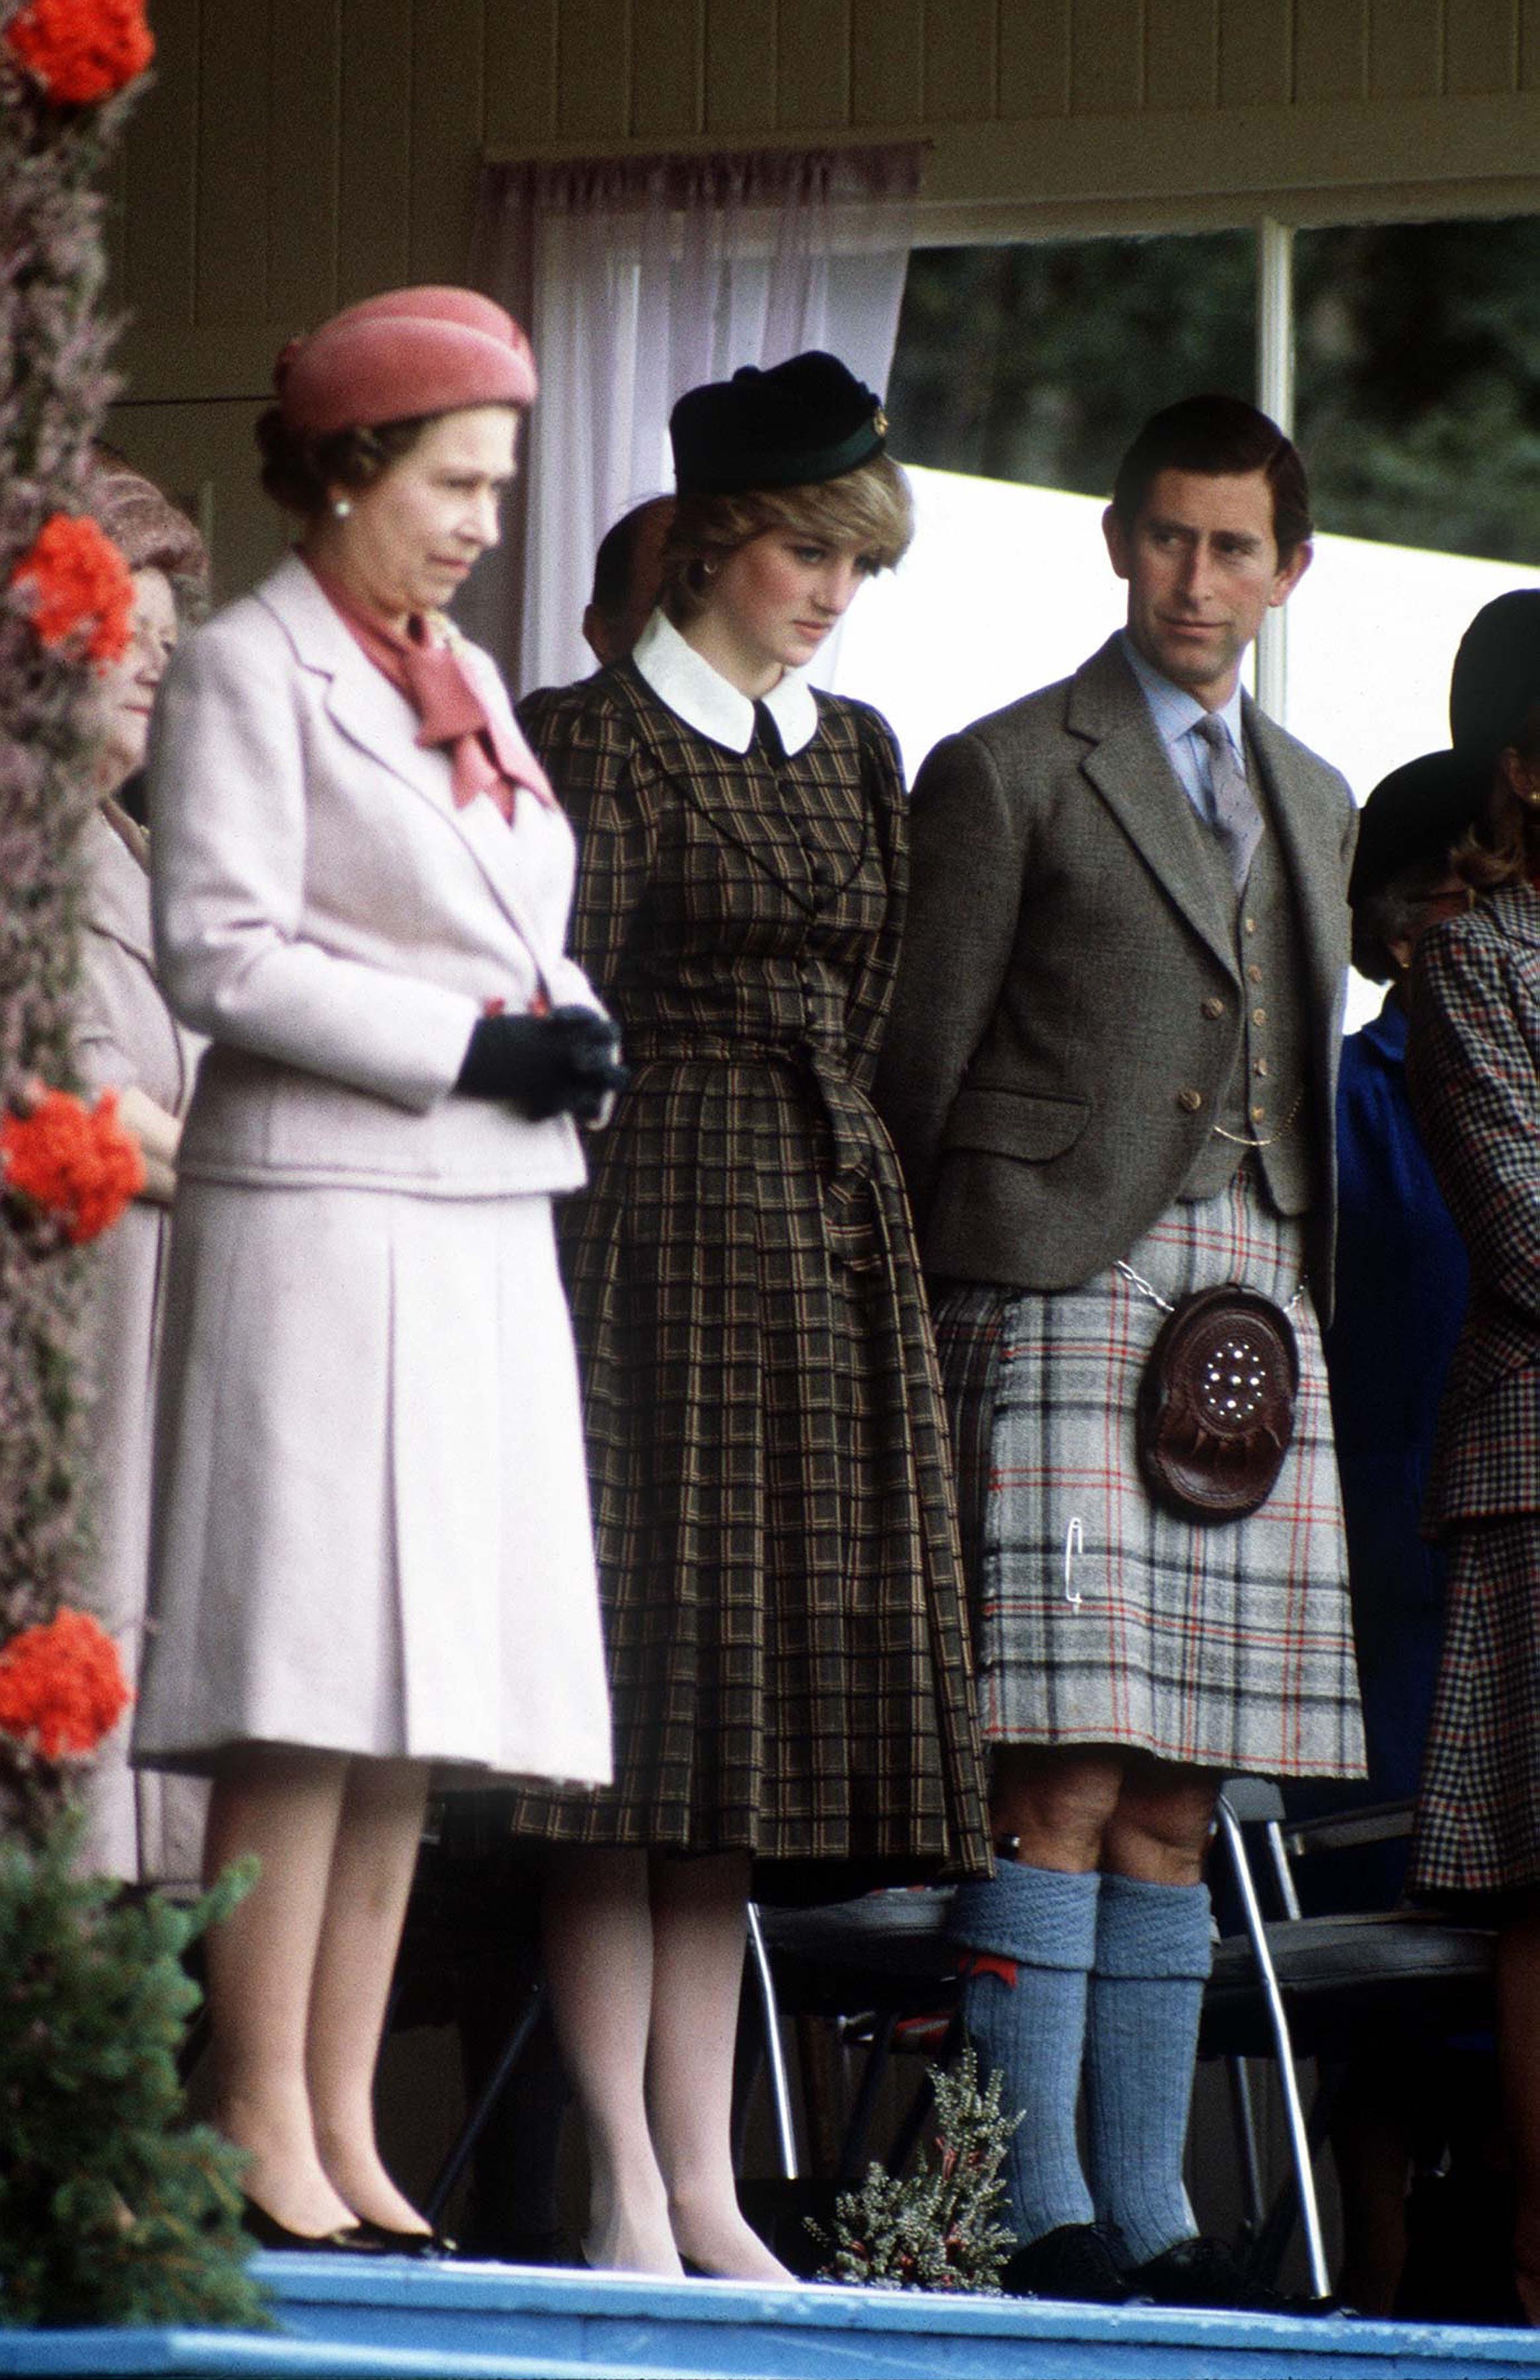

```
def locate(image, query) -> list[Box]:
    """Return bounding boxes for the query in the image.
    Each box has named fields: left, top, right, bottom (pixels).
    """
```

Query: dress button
left=1252, top=1007, right=1267, bottom=1026
left=1254, top=1057, right=1270, bottom=1078
left=1244, top=915, right=1258, bottom=935
left=1251, top=1103, right=1267, bottom=1123
left=1247, top=963, right=1264, bottom=985
left=1200, top=996, right=1225, bottom=1019
left=1177, top=1088, right=1204, bottom=1114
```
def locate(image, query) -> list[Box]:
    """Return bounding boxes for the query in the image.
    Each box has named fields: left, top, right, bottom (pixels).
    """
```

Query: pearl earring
left=332, top=497, right=352, bottom=520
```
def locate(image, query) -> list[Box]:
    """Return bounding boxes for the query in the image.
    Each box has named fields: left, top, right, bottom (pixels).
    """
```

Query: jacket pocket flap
left=943, top=1083, right=1091, bottom=1160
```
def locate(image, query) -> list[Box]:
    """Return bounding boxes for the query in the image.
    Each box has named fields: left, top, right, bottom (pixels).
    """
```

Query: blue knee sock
left=1084, top=1872, right=1213, bottom=2269
left=950, top=1862, right=1100, bottom=2246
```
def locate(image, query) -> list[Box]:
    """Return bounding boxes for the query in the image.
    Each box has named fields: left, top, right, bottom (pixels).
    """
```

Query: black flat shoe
left=1126, top=2234, right=1336, bottom=2315
left=1000, top=2222, right=1133, bottom=2304
left=240, top=2194, right=382, bottom=2254
left=352, top=2219, right=454, bottom=2258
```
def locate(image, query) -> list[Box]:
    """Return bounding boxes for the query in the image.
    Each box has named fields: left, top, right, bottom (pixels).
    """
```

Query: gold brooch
left=873, top=406, right=888, bottom=437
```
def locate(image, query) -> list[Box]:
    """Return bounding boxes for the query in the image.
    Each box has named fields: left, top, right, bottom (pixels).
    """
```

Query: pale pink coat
left=131, top=555, right=612, bottom=1788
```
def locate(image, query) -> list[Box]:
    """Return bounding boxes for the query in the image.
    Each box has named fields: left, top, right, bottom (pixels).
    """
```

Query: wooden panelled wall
left=112, top=0, right=1540, bottom=394
left=106, top=0, right=1540, bottom=593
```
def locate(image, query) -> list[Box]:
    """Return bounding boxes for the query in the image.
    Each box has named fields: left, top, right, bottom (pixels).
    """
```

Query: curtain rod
left=482, top=132, right=934, bottom=169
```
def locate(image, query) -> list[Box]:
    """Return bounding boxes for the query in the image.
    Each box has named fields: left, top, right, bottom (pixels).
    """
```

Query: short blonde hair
left=662, top=453, right=913, bottom=627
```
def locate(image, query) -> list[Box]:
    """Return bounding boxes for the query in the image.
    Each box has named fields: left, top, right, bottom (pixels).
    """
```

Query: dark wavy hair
left=1110, top=393, right=1313, bottom=561
left=254, top=409, right=433, bottom=520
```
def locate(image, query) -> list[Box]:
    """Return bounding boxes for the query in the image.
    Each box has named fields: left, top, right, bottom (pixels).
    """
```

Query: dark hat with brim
left=670, top=351, right=888, bottom=497
left=1449, top=589, right=1540, bottom=764
left=1349, top=748, right=1484, bottom=911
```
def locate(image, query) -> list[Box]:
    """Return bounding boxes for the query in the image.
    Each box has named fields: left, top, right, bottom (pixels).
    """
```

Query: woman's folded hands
left=457, top=1006, right=628, bottom=1123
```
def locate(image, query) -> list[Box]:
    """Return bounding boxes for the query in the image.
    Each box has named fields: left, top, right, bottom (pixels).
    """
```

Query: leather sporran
left=1135, top=1283, right=1299, bottom=1525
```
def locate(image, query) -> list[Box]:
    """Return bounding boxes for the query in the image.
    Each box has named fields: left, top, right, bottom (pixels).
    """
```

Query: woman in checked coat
left=511, top=352, right=990, bottom=2279
left=1405, top=592, right=1540, bottom=2324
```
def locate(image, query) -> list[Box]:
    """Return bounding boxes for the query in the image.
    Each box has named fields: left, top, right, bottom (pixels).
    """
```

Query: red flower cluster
left=0, top=1608, right=132, bottom=1761
left=5, top=0, right=154, bottom=106
left=9, top=513, right=134, bottom=668
left=1, top=1086, right=143, bottom=1244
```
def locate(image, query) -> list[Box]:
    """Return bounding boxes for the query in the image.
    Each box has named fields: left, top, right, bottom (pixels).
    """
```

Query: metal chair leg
left=1216, top=1797, right=1330, bottom=2298
left=1225, top=2054, right=1266, bottom=2237
left=422, top=1979, right=547, bottom=2224
left=746, top=1901, right=798, bottom=2182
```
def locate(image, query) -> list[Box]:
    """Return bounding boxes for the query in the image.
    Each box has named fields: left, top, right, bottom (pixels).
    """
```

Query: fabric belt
left=625, top=1029, right=870, bottom=1179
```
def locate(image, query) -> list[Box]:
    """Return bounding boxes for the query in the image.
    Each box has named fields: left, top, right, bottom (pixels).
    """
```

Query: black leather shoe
left=352, top=2219, right=453, bottom=2258
left=239, top=2195, right=383, bottom=2254
left=1126, top=2234, right=1335, bottom=2315
left=1001, top=2223, right=1133, bottom=2303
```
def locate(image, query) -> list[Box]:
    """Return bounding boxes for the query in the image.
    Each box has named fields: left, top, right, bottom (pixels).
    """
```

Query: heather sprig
left=807, top=2049, right=1020, bottom=2294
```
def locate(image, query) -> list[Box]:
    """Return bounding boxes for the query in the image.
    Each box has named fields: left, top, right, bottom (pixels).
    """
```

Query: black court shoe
left=351, top=2218, right=454, bottom=2258
left=239, top=2194, right=383, bottom=2254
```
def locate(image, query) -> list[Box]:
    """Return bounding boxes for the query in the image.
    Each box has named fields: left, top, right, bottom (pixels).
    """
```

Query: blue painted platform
left=7, top=2258, right=1540, bottom=2379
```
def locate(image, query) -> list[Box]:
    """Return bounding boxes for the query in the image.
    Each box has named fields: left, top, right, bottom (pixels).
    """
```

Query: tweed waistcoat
left=1180, top=756, right=1320, bottom=1214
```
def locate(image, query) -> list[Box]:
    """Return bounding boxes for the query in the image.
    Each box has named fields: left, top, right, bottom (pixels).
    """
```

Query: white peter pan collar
left=630, top=609, right=820, bottom=756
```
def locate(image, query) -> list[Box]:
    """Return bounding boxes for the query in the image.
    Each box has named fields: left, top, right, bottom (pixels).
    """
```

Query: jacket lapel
left=81, top=805, right=157, bottom=967
left=1069, top=637, right=1239, bottom=979
left=256, top=556, right=562, bottom=983
left=1243, top=697, right=1349, bottom=1036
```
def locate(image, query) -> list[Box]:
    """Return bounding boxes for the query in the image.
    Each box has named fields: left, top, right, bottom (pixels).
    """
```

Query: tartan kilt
left=505, top=1056, right=991, bottom=1874
left=932, top=1170, right=1365, bottom=1780
left=1410, top=1516, right=1540, bottom=1898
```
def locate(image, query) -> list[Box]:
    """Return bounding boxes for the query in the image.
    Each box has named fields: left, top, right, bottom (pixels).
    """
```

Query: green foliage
left=891, top=217, right=1540, bottom=565
left=0, top=1821, right=268, bottom=2331
left=807, top=2048, right=1019, bottom=2294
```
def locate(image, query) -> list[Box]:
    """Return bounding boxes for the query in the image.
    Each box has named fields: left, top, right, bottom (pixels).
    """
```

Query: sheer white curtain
left=467, top=147, right=921, bottom=694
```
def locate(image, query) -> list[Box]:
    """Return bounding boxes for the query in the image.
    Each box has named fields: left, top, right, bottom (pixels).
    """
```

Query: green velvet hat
left=670, top=351, right=888, bottom=497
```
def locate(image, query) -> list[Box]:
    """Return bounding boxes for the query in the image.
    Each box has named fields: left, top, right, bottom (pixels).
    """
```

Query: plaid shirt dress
left=504, top=657, right=991, bottom=1877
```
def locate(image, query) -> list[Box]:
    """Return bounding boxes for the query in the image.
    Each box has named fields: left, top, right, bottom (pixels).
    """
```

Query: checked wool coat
left=505, top=633, right=991, bottom=1878
left=1406, top=885, right=1540, bottom=1895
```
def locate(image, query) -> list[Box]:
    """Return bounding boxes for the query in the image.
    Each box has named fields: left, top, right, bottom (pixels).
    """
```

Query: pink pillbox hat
left=275, top=285, right=537, bottom=436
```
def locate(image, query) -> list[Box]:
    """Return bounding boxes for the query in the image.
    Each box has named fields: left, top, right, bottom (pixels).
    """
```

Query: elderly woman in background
left=1405, top=590, right=1540, bottom=2322
left=75, top=454, right=209, bottom=1885
left=132, top=287, right=621, bottom=2251
left=510, top=353, right=989, bottom=2280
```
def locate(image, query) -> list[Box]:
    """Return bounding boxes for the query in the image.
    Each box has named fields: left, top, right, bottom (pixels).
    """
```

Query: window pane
left=1294, top=218, right=1540, bottom=563
left=889, top=232, right=1256, bottom=495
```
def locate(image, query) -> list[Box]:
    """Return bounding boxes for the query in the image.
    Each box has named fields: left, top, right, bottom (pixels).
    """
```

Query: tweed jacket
left=149, top=552, right=601, bottom=1197
left=1407, top=887, right=1540, bottom=1530
left=873, top=635, right=1355, bottom=1308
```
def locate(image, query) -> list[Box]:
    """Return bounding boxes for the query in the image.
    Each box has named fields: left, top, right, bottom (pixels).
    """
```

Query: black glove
left=457, top=1006, right=628, bottom=1124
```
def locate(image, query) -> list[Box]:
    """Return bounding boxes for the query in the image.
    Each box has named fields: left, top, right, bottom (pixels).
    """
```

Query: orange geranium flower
left=1, top=1085, right=143, bottom=1244
left=9, top=514, right=134, bottom=668
left=5, top=0, right=154, bottom=106
left=0, top=1608, right=132, bottom=1761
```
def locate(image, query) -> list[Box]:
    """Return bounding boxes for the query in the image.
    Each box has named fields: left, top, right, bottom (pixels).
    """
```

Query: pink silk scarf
left=306, top=555, right=555, bottom=823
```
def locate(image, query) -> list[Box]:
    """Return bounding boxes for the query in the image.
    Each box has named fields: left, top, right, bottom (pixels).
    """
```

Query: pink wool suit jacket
left=149, top=551, right=604, bottom=1196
